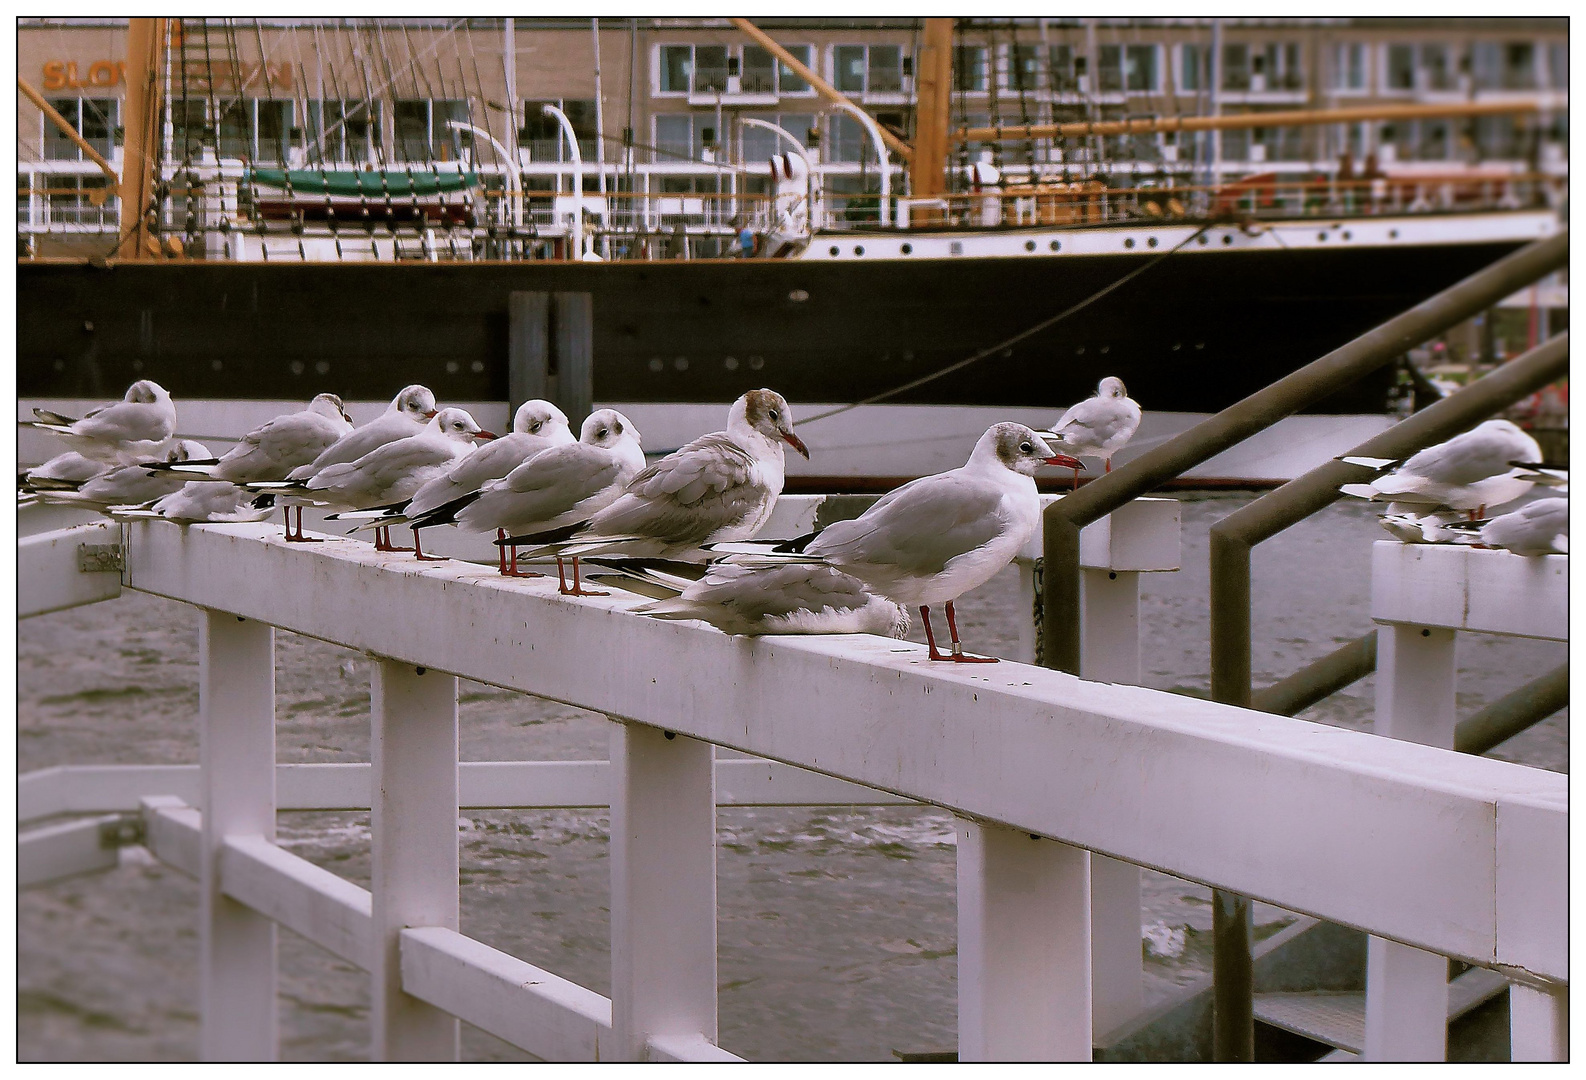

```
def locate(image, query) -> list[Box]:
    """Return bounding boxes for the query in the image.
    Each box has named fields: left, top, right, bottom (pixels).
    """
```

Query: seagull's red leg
left=496, top=529, right=507, bottom=574
left=559, top=556, right=608, bottom=597
left=502, top=543, right=542, bottom=578
left=945, top=600, right=999, bottom=663
left=412, top=526, right=446, bottom=561
left=380, top=523, right=413, bottom=552
left=921, top=605, right=949, bottom=661
left=285, top=505, right=322, bottom=543
left=1072, top=464, right=1080, bottom=490
left=1105, top=459, right=1112, bottom=473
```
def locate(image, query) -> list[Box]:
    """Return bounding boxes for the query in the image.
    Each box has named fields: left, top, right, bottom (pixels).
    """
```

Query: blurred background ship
left=16, top=17, right=1568, bottom=484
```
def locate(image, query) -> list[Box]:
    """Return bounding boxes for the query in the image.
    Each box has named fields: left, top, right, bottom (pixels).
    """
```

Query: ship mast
left=118, top=17, right=169, bottom=260
left=909, top=18, right=954, bottom=203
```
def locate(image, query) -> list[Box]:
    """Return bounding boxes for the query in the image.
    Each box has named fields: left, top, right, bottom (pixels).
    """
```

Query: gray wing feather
left=592, top=434, right=763, bottom=544
left=809, top=474, right=1006, bottom=576
left=462, top=444, right=621, bottom=531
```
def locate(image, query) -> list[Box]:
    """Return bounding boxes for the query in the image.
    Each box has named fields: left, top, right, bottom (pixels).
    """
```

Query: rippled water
left=17, top=493, right=1567, bottom=1061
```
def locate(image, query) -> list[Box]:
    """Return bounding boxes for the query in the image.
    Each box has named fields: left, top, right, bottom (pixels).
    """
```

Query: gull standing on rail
left=501, top=388, right=809, bottom=575
left=169, top=393, right=354, bottom=484
left=1037, top=376, right=1141, bottom=488
left=715, top=423, right=1081, bottom=662
left=335, top=399, right=574, bottom=534
left=24, top=379, right=178, bottom=464
left=1339, top=418, right=1542, bottom=518
left=413, top=408, right=645, bottom=585
left=301, top=408, right=495, bottom=556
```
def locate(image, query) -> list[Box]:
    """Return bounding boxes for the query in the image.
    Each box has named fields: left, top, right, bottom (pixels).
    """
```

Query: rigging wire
left=798, top=220, right=1214, bottom=428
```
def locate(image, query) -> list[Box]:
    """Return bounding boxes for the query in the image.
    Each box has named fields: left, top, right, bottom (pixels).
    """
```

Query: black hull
left=16, top=240, right=1524, bottom=413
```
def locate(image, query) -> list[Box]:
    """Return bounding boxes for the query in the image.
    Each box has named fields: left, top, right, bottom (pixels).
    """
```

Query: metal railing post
left=956, top=821, right=1092, bottom=1061
left=370, top=660, right=460, bottom=1061
left=199, top=610, right=278, bottom=1061
left=610, top=723, right=719, bottom=1061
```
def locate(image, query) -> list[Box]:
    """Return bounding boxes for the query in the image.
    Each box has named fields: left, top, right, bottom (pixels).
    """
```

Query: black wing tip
left=496, top=521, right=589, bottom=547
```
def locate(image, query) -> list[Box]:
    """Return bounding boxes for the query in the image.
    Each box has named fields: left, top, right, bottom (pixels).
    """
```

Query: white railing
left=16, top=504, right=1566, bottom=1062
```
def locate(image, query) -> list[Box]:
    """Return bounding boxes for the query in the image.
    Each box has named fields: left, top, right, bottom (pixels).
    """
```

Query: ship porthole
left=788, top=289, right=809, bottom=302
left=854, top=246, right=864, bottom=256
left=648, top=358, right=664, bottom=372
left=1050, top=240, right=1060, bottom=251
left=289, top=361, right=304, bottom=375
left=315, top=361, right=331, bottom=375
left=211, top=360, right=224, bottom=371
left=1025, top=240, right=1036, bottom=252
left=900, top=243, right=912, bottom=255
left=1222, top=234, right=1233, bottom=245
left=1317, top=232, right=1328, bottom=241
left=749, top=356, right=765, bottom=370
left=1198, top=234, right=1209, bottom=245
left=1076, top=346, right=1086, bottom=355
left=674, top=357, right=688, bottom=371
left=1172, top=343, right=1182, bottom=351
left=1342, top=230, right=1352, bottom=240
left=828, top=245, right=840, bottom=256
left=724, top=357, right=739, bottom=370
left=471, top=361, right=485, bottom=373
left=446, top=361, right=460, bottom=374
left=1389, top=229, right=1400, bottom=239
left=1147, top=236, right=1158, bottom=248
left=1124, top=237, right=1135, bottom=249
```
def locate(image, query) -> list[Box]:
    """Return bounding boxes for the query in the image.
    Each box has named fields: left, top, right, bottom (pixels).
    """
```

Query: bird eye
left=530, top=421, right=543, bottom=432
left=769, top=409, right=780, bottom=421
left=597, top=428, right=609, bottom=439
left=1020, top=442, right=1033, bottom=453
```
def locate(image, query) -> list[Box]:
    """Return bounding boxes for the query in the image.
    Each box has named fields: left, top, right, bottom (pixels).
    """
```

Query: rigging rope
left=798, top=220, right=1214, bottom=428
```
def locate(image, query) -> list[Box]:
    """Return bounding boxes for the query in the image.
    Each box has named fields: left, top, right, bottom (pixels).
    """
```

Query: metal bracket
left=78, top=542, right=124, bottom=573
left=98, top=815, right=145, bottom=849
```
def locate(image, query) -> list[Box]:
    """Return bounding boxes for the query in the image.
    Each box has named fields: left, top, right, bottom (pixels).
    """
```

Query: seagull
left=306, top=407, right=495, bottom=556
left=331, top=399, right=574, bottom=534
left=252, top=384, right=437, bottom=540
left=410, top=409, right=644, bottom=586
left=604, top=560, right=911, bottom=638
left=168, top=393, right=354, bottom=484
left=1447, top=497, right=1569, bottom=556
left=25, top=439, right=210, bottom=512
left=24, top=380, right=178, bottom=464
left=1378, top=509, right=1473, bottom=545
left=20, top=451, right=107, bottom=493
left=715, top=423, right=1081, bottom=663
left=1037, top=376, right=1141, bottom=488
left=1339, top=419, right=1542, bottom=518
left=110, top=480, right=276, bottom=525
left=500, top=389, right=809, bottom=573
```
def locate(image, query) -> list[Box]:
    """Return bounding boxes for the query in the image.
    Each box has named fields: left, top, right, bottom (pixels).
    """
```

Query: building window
left=1421, top=44, right=1454, bottom=90
left=832, top=44, right=903, bottom=94
left=834, top=44, right=866, bottom=93
left=778, top=45, right=813, bottom=93
left=868, top=45, right=903, bottom=92
left=741, top=45, right=776, bottom=93
left=953, top=45, right=987, bottom=92
left=659, top=45, right=692, bottom=93
left=739, top=112, right=813, bottom=161
left=693, top=45, right=729, bottom=93
left=1222, top=44, right=1250, bottom=91
left=1501, top=42, right=1536, bottom=89
left=1332, top=43, right=1367, bottom=91
left=1385, top=44, right=1415, bottom=91
left=40, top=174, right=117, bottom=227
left=1048, top=44, right=1078, bottom=92
left=44, top=97, right=118, bottom=161
left=306, top=100, right=382, bottom=163
left=523, top=99, right=596, bottom=161
left=1473, top=114, right=1521, bottom=158
left=254, top=100, right=295, bottom=163
left=652, top=113, right=720, bottom=163
left=1099, top=45, right=1157, bottom=92
left=1010, top=44, right=1042, bottom=91
left=1548, top=42, right=1567, bottom=89
left=216, top=99, right=251, bottom=159
left=1260, top=43, right=1303, bottom=90
left=1180, top=44, right=1210, bottom=92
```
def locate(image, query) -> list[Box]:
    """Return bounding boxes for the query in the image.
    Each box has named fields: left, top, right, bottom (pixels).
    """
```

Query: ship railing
left=1041, top=230, right=1568, bottom=1060
left=17, top=486, right=1565, bottom=1061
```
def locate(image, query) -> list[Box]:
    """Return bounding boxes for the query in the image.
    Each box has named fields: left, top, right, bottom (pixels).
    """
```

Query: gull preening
left=1340, top=419, right=1542, bottom=517
left=502, top=389, right=809, bottom=572
left=24, top=380, right=179, bottom=464
left=717, top=423, right=1080, bottom=662
left=1038, top=376, right=1141, bottom=486
left=20, top=451, right=107, bottom=493
left=25, top=440, right=210, bottom=511
left=609, top=561, right=911, bottom=638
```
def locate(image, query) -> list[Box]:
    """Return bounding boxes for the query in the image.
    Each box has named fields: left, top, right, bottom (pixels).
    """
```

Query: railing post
left=1081, top=567, right=1144, bottom=1039
left=1363, top=624, right=1456, bottom=1061
left=370, top=660, right=460, bottom=1061
left=199, top=610, right=278, bottom=1061
left=1510, top=983, right=1569, bottom=1062
left=610, top=722, right=718, bottom=1061
left=956, top=820, right=1092, bottom=1061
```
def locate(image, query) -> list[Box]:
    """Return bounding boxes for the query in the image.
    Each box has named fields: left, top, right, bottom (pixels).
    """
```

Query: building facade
left=18, top=17, right=1569, bottom=256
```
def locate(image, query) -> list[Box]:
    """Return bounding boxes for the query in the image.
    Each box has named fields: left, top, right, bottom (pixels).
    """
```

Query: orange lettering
left=274, top=62, right=293, bottom=90
left=66, top=61, right=83, bottom=89
left=88, top=60, right=117, bottom=87
left=42, top=60, right=65, bottom=91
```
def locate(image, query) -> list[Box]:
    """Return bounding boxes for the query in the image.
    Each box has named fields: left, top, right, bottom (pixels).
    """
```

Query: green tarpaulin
left=249, top=168, right=479, bottom=197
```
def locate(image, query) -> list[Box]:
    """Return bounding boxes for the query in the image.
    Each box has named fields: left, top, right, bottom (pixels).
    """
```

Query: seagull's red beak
left=474, top=430, right=498, bottom=441
left=423, top=409, right=439, bottom=419
left=782, top=431, right=810, bottom=459
left=1044, top=454, right=1085, bottom=470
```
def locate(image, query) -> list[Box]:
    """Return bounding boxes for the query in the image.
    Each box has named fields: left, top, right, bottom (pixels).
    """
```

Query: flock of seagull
left=20, top=373, right=1565, bottom=661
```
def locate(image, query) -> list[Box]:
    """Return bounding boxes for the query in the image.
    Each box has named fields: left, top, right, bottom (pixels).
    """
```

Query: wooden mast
left=910, top=18, right=955, bottom=202
left=117, top=17, right=169, bottom=260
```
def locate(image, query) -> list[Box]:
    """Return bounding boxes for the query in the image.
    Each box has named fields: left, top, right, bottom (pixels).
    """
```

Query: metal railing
left=16, top=506, right=1565, bottom=1061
